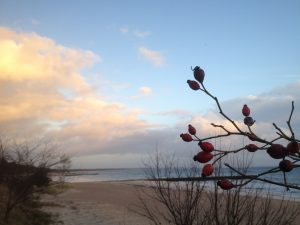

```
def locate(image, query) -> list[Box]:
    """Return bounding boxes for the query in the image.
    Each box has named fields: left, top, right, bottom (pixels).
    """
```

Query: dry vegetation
left=132, top=153, right=300, bottom=225
left=0, top=138, right=69, bottom=225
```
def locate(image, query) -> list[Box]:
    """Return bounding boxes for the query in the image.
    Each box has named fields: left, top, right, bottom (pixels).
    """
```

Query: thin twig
left=272, top=123, right=290, bottom=140
left=225, top=163, right=300, bottom=190
left=283, top=171, right=289, bottom=191
left=201, top=83, right=244, bottom=134
left=287, top=101, right=295, bottom=140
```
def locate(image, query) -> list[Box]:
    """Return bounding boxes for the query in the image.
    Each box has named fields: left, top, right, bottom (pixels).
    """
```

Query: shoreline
left=64, top=178, right=300, bottom=201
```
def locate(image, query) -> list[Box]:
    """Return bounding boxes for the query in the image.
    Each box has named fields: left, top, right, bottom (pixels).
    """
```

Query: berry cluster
left=181, top=124, right=235, bottom=190
left=180, top=66, right=300, bottom=190
left=267, top=142, right=299, bottom=172
left=242, top=105, right=255, bottom=126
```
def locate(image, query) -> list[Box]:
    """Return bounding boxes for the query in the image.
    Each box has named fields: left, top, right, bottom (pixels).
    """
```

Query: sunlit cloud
left=138, top=47, right=164, bottom=67
left=170, top=81, right=300, bottom=166
left=130, top=86, right=153, bottom=100
left=0, top=27, right=99, bottom=85
left=139, top=86, right=152, bottom=95
left=158, top=109, right=192, bottom=118
left=0, top=27, right=150, bottom=157
left=1, top=27, right=299, bottom=168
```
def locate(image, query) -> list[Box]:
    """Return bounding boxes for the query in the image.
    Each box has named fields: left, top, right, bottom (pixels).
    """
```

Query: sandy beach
left=43, top=181, right=152, bottom=225
left=43, top=181, right=300, bottom=225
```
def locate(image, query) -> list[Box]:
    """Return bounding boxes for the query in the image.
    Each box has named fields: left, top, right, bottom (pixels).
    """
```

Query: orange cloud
left=0, top=27, right=98, bottom=94
left=139, top=86, right=152, bottom=95
left=138, top=47, right=164, bottom=67
left=0, top=27, right=149, bottom=153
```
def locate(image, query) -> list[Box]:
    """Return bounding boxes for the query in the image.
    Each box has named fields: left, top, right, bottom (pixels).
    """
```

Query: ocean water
left=65, top=168, right=148, bottom=183
left=63, top=167, right=300, bottom=200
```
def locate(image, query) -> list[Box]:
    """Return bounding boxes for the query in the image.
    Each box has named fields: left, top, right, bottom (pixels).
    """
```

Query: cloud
left=119, top=27, right=151, bottom=38
left=219, top=81, right=300, bottom=127
left=0, top=28, right=99, bottom=85
left=133, top=31, right=151, bottom=38
left=1, top=27, right=299, bottom=169
left=0, top=27, right=150, bottom=160
left=138, top=47, right=164, bottom=67
left=130, top=86, right=153, bottom=100
left=158, top=109, right=192, bottom=118
left=31, top=19, right=40, bottom=26
left=139, top=86, right=152, bottom=95
left=119, top=27, right=129, bottom=34
left=72, top=79, right=299, bottom=168
left=66, top=125, right=196, bottom=168
left=183, top=81, right=300, bottom=166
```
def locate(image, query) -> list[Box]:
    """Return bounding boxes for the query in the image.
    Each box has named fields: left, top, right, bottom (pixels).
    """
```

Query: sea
left=62, top=167, right=300, bottom=201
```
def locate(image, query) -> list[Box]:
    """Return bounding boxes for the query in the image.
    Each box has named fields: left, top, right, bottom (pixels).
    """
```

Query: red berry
left=202, top=164, right=214, bottom=177
left=193, top=151, right=213, bottom=163
left=267, top=144, right=286, bottom=159
left=188, top=124, right=196, bottom=135
left=187, top=80, right=200, bottom=90
left=246, top=144, right=258, bottom=152
left=244, top=116, right=255, bottom=126
left=287, top=141, right=300, bottom=154
left=279, top=160, right=293, bottom=172
left=199, top=142, right=214, bottom=152
left=180, top=133, right=193, bottom=142
left=193, top=66, right=205, bottom=83
left=242, top=104, right=250, bottom=117
left=217, top=179, right=234, bottom=190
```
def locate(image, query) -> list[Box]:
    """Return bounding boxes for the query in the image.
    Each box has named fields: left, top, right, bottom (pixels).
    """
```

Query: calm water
left=63, top=167, right=300, bottom=200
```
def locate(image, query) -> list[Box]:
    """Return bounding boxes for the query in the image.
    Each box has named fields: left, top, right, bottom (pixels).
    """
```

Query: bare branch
left=183, top=67, right=300, bottom=190
left=287, top=101, right=295, bottom=140
left=224, top=163, right=300, bottom=190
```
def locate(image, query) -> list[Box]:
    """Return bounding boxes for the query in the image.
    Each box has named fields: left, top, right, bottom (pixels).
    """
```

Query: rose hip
left=193, top=151, right=213, bottom=163
left=199, top=141, right=214, bottom=152
left=202, top=164, right=214, bottom=177
left=246, top=144, right=258, bottom=152
left=242, top=104, right=250, bottom=116
left=217, top=179, right=234, bottom=190
left=180, top=133, right=193, bottom=142
left=279, top=159, right=293, bottom=172
left=287, top=141, right=300, bottom=154
left=193, top=66, right=205, bottom=83
left=188, top=124, right=196, bottom=135
left=187, top=80, right=200, bottom=90
left=267, top=144, right=286, bottom=159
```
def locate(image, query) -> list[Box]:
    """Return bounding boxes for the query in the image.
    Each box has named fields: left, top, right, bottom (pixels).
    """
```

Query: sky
left=0, top=0, right=299, bottom=168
